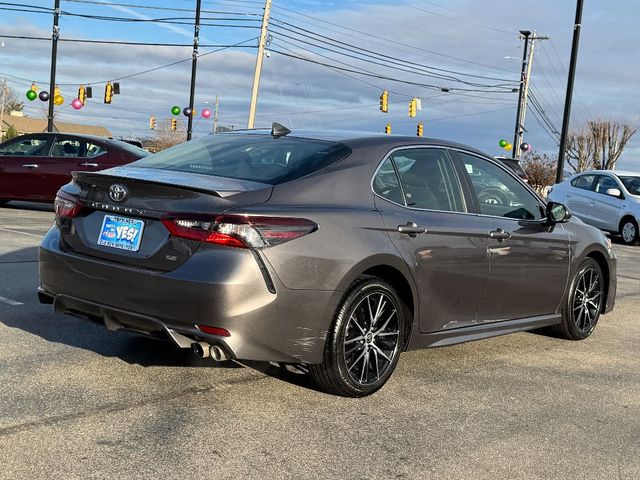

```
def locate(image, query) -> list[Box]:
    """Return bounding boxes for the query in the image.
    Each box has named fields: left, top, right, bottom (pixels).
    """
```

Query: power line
left=270, top=19, right=519, bottom=84
left=0, top=33, right=257, bottom=48
left=269, top=5, right=518, bottom=74
left=0, top=37, right=258, bottom=87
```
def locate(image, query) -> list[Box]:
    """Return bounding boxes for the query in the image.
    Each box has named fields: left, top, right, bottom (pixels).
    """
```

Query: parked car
left=548, top=170, right=640, bottom=245
left=38, top=127, right=616, bottom=397
left=495, top=156, right=529, bottom=182
left=0, top=133, right=149, bottom=203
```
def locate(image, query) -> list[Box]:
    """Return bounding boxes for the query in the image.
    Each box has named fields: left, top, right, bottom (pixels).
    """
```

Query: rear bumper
left=39, top=226, right=341, bottom=363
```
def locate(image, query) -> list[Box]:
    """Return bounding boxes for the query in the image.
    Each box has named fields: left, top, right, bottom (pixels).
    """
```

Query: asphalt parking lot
left=0, top=202, right=638, bottom=480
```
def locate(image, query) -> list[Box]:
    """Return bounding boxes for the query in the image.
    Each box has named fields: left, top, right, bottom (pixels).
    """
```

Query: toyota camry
left=38, top=125, right=617, bottom=397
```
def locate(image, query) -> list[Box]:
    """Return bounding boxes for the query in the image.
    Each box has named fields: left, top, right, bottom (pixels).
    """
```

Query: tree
left=1, top=85, right=24, bottom=114
left=145, top=118, right=186, bottom=153
left=522, top=152, right=557, bottom=195
left=566, top=119, right=637, bottom=173
left=4, top=124, right=18, bottom=140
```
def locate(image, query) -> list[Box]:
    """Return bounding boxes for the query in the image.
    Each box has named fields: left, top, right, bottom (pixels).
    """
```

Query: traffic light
left=408, top=98, right=417, bottom=118
left=171, top=118, right=177, bottom=131
left=86, top=86, right=93, bottom=99
left=104, top=82, right=113, bottom=104
left=417, top=121, right=424, bottom=137
left=149, top=115, right=156, bottom=130
left=384, top=123, right=391, bottom=134
left=379, top=89, right=388, bottom=113
left=78, top=84, right=86, bottom=105
left=30, top=82, right=38, bottom=92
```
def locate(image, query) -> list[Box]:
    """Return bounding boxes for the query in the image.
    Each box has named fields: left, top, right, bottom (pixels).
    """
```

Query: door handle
left=489, top=228, right=511, bottom=242
left=21, top=164, right=39, bottom=169
left=80, top=162, right=99, bottom=167
left=397, top=222, right=427, bottom=237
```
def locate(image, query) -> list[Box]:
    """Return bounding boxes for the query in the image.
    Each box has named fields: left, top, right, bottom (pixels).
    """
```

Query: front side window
left=571, top=174, right=596, bottom=190
left=458, top=152, right=544, bottom=220
left=391, top=148, right=465, bottom=212
left=594, top=175, right=620, bottom=195
left=0, top=136, right=49, bottom=156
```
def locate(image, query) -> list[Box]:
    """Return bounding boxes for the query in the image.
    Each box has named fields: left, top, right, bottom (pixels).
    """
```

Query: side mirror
left=546, top=202, right=571, bottom=224
left=605, top=187, right=622, bottom=198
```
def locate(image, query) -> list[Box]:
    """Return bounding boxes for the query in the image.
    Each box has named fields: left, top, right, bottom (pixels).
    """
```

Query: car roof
left=218, top=129, right=492, bottom=158
left=576, top=169, right=640, bottom=176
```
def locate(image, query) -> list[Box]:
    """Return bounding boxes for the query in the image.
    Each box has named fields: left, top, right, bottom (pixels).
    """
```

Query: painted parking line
left=0, top=296, right=24, bottom=306
left=0, top=227, right=44, bottom=238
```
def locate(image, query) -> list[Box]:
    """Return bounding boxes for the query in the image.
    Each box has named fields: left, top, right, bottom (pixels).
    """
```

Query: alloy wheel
left=572, top=267, right=602, bottom=334
left=343, top=292, right=400, bottom=386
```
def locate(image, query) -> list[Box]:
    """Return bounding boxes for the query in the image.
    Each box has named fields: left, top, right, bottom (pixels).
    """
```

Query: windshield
left=131, top=134, right=351, bottom=185
left=619, top=176, right=640, bottom=195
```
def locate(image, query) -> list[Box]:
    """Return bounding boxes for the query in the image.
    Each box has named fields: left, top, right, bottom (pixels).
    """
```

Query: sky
left=0, top=0, right=639, bottom=169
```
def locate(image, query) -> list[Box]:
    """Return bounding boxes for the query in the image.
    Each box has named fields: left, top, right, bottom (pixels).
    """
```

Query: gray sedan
left=39, top=126, right=616, bottom=397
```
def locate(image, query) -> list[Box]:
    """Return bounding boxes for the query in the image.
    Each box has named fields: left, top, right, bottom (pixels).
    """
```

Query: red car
left=0, top=133, right=149, bottom=203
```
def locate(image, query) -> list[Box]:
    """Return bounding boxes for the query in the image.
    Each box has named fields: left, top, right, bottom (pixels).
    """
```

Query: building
left=0, top=111, right=111, bottom=140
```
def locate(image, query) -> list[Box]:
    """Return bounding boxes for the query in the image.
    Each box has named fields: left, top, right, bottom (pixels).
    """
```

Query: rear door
left=0, top=135, right=53, bottom=200
left=454, top=151, right=570, bottom=322
left=34, top=135, right=108, bottom=200
left=373, top=147, right=490, bottom=333
left=590, top=174, right=624, bottom=230
left=565, top=174, right=597, bottom=225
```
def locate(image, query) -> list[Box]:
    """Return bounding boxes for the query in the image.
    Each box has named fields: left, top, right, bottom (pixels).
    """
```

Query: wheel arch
left=336, top=255, right=418, bottom=351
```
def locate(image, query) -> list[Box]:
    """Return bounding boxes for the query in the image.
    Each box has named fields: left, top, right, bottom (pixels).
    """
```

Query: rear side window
left=132, top=134, right=351, bottom=185
left=390, top=148, right=465, bottom=212
left=571, top=174, right=596, bottom=190
left=0, top=136, right=49, bottom=156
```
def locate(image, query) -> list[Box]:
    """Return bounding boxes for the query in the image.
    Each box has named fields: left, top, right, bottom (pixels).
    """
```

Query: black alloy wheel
left=556, top=258, right=604, bottom=340
left=309, top=276, right=407, bottom=397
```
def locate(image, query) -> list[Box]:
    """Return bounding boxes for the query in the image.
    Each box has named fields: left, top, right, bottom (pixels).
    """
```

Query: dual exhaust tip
left=191, top=341, right=229, bottom=361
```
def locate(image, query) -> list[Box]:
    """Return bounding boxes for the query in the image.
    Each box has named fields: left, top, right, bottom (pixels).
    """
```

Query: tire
left=555, top=258, right=604, bottom=340
left=478, top=189, right=508, bottom=205
left=308, top=276, right=408, bottom=397
left=619, top=217, right=639, bottom=246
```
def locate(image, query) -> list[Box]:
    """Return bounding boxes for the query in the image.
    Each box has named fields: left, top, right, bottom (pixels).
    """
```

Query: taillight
left=54, top=191, right=82, bottom=219
left=162, top=215, right=317, bottom=249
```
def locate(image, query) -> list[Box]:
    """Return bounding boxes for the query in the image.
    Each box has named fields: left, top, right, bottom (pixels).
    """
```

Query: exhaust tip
left=210, top=345, right=229, bottom=362
left=191, top=342, right=210, bottom=359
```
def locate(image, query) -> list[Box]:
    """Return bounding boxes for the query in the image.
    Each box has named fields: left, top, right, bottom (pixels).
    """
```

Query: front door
left=0, top=135, right=52, bottom=200
left=590, top=174, right=624, bottom=231
left=373, top=147, right=490, bottom=333
left=454, top=151, right=570, bottom=322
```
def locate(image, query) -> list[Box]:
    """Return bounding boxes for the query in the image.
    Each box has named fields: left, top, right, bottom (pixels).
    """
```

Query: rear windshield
left=131, top=134, right=351, bottom=185
left=110, top=140, right=149, bottom=157
left=500, top=159, right=526, bottom=176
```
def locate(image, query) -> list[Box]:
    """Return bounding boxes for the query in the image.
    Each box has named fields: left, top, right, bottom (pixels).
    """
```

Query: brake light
left=162, top=215, right=317, bottom=249
left=54, top=191, right=82, bottom=219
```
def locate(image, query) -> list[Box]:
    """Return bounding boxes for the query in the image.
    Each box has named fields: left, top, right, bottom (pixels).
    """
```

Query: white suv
left=548, top=170, right=640, bottom=245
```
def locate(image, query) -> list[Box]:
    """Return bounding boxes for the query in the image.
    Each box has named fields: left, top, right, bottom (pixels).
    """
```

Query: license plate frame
left=97, top=214, right=145, bottom=252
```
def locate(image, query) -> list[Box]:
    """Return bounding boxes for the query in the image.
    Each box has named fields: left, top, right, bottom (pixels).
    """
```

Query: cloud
left=1, top=0, right=639, bottom=168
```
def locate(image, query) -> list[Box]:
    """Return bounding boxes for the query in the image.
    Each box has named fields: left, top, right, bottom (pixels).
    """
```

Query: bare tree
left=522, top=152, right=557, bottom=195
left=146, top=118, right=186, bottom=153
left=566, top=119, right=637, bottom=173
left=2, top=85, right=24, bottom=114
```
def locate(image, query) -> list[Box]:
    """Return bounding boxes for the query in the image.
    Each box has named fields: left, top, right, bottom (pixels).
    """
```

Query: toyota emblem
left=109, top=184, right=128, bottom=203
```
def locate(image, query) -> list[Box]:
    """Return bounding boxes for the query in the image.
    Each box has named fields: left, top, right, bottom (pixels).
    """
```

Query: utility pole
left=556, top=0, right=584, bottom=183
left=0, top=79, right=7, bottom=141
left=47, top=0, right=60, bottom=133
left=186, top=0, right=202, bottom=141
left=512, top=31, right=549, bottom=159
left=247, top=0, right=272, bottom=129
left=213, top=92, right=220, bottom=133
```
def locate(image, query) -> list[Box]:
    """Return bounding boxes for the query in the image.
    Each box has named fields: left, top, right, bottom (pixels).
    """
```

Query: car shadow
left=0, top=201, right=54, bottom=212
